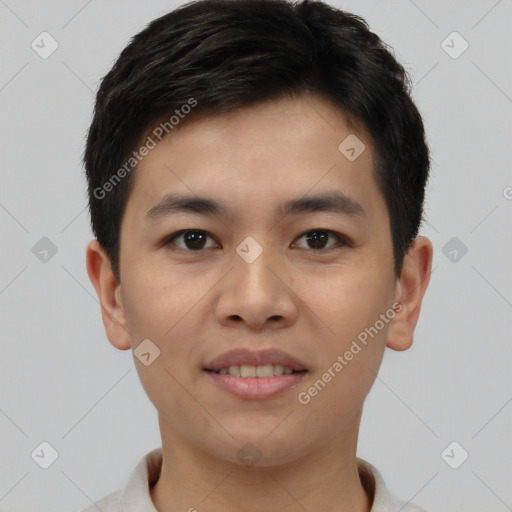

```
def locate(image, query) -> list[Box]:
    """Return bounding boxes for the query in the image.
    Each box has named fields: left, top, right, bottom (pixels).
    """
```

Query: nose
left=214, top=243, right=299, bottom=332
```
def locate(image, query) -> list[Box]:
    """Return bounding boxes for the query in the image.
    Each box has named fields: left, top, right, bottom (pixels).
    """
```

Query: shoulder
left=78, top=488, right=122, bottom=512
left=393, top=501, right=429, bottom=512
left=357, top=458, right=430, bottom=512
left=76, top=447, right=163, bottom=512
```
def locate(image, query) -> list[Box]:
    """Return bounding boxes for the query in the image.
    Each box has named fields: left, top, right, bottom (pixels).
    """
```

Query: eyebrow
left=145, top=191, right=366, bottom=221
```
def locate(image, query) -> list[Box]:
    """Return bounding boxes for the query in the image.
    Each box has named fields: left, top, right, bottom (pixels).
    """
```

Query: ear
left=86, top=239, right=131, bottom=350
left=386, top=236, right=433, bottom=351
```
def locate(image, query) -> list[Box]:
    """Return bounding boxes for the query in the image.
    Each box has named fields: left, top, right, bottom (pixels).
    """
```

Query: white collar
left=115, top=448, right=426, bottom=512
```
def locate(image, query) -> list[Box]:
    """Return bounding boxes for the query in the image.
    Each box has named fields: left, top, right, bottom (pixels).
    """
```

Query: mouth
left=203, top=349, right=309, bottom=399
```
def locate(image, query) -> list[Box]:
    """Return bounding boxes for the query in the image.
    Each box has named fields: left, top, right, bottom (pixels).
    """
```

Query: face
left=112, top=94, right=403, bottom=465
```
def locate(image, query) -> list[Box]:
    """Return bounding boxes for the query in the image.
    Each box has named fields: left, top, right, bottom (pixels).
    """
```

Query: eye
left=292, top=229, right=350, bottom=251
left=161, top=230, right=218, bottom=251
left=160, top=228, right=350, bottom=253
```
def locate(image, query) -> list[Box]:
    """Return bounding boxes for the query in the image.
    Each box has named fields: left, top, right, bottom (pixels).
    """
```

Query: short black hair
left=84, top=0, right=430, bottom=282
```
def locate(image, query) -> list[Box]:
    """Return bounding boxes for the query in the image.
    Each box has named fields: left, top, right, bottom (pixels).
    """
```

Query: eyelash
left=160, top=229, right=352, bottom=253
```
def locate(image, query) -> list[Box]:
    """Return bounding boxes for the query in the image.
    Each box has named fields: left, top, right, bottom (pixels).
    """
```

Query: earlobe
left=86, top=240, right=132, bottom=351
left=386, top=236, right=433, bottom=352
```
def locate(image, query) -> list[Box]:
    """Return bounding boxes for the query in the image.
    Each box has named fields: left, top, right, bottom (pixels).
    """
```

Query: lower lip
left=204, top=371, right=307, bottom=399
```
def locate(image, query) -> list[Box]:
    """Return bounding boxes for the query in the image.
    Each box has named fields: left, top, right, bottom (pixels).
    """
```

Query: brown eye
left=163, top=230, right=217, bottom=251
left=293, top=230, right=348, bottom=251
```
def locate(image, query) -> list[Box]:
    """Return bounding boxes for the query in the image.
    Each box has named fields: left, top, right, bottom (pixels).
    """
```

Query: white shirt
left=80, top=448, right=428, bottom=512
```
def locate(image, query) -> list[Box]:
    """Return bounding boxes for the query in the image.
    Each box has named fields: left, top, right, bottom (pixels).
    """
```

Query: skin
left=86, top=93, right=433, bottom=512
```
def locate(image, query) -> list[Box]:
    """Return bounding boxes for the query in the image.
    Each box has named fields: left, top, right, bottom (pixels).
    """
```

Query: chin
left=208, top=434, right=314, bottom=468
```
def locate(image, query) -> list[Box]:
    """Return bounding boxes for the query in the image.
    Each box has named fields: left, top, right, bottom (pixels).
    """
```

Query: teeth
left=240, top=365, right=256, bottom=378
left=273, top=365, right=284, bottom=376
left=228, top=365, right=240, bottom=377
left=256, top=365, right=273, bottom=378
left=216, top=364, right=299, bottom=378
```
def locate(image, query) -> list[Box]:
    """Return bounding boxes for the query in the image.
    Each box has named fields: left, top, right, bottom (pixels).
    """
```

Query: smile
left=203, top=348, right=309, bottom=399
left=209, top=364, right=304, bottom=377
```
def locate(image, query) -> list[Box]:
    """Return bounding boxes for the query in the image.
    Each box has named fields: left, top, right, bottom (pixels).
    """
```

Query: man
left=84, top=1, right=433, bottom=510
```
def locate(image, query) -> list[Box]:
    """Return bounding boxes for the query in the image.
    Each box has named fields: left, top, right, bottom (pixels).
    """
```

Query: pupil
left=185, top=231, right=205, bottom=249
left=307, top=231, right=327, bottom=249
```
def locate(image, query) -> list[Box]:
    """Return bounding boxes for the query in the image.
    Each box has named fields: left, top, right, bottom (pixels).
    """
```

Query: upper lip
left=204, top=349, right=308, bottom=372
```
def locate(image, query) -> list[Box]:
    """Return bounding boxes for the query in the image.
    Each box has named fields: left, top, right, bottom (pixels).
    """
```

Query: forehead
left=125, top=94, right=385, bottom=225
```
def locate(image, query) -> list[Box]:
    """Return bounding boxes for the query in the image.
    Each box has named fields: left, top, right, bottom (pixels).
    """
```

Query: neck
left=150, top=409, right=371, bottom=512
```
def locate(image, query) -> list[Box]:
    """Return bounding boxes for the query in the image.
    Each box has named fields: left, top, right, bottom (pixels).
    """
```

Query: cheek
left=122, top=260, right=201, bottom=340
left=121, top=260, right=217, bottom=386
left=301, top=265, right=392, bottom=348
left=121, top=264, right=207, bottom=424
left=293, top=265, right=393, bottom=422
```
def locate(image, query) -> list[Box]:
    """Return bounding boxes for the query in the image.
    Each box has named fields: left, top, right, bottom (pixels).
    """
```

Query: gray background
left=1, top=1, right=511, bottom=511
